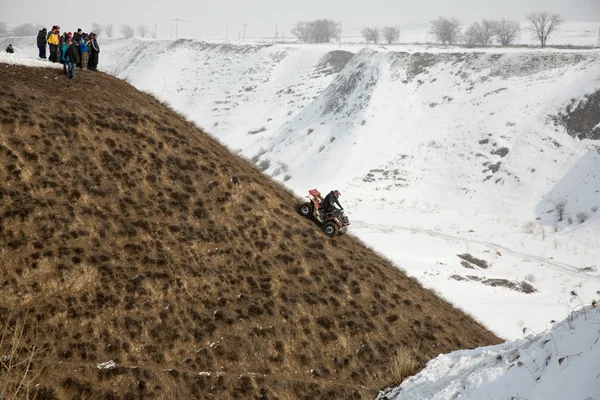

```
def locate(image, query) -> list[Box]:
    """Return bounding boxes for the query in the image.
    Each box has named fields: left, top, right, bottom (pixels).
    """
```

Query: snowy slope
left=2, top=31, right=600, bottom=342
left=378, top=304, right=600, bottom=400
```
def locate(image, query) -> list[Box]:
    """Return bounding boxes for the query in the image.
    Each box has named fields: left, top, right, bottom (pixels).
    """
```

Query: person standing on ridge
left=73, top=29, right=83, bottom=67
left=89, top=33, right=100, bottom=71
left=79, top=34, right=90, bottom=70
left=60, top=39, right=69, bottom=74
left=5, top=44, right=14, bottom=53
left=64, top=39, right=80, bottom=79
left=37, top=28, right=47, bottom=59
left=47, top=26, right=60, bottom=62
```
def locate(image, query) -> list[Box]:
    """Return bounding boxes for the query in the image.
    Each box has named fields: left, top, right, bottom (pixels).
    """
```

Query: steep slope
left=0, top=64, right=500, bottom=399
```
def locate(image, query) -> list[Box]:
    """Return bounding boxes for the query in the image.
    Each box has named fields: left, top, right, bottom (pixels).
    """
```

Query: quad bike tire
left=323, top=222, right=338, bottom=237
left=338, top=226, right=347, bottom=236
left=299, top=202, right=313, bottom=217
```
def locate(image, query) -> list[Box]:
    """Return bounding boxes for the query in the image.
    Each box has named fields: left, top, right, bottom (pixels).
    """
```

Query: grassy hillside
left=0, top=63, right=501, bottom=399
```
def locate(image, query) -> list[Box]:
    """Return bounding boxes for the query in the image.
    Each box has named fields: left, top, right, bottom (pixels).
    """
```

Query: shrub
left=576, top=212, right=589, bottom=224
left=522, top=221, right=536, bottom=234
left=390, top=349, right=418, bottom=385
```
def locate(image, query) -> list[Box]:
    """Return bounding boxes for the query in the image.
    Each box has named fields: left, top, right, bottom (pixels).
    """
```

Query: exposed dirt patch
left=450, top=276, right=536, bottom=294
left=550, top=90, right=600, bottom=140
left=457, top=253, right=489, bottom=269
left=316, top=50, right=355, bottom=75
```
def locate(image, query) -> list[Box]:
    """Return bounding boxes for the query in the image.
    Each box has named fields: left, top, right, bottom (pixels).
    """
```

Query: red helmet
left=334, top=190, right=340, bottom=197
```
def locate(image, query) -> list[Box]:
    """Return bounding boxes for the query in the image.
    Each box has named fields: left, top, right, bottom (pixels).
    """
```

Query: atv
left=298, top=189, right=350, bottom=237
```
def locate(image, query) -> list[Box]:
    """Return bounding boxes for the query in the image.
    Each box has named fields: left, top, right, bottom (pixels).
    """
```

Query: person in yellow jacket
left=47, top=25, right=60, bottom=62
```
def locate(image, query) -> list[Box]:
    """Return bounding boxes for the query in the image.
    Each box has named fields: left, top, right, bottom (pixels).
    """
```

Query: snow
left=378, top=305, right=600, bottom=400
left=2, top=21, right=600, bottom=399
left=96, top=360, right=116, bottom=369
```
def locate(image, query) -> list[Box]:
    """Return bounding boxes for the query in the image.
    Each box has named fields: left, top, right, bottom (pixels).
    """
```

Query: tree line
left=429, top=12, right=562, bottom=47
left=291, top=12, right=564, bottom=47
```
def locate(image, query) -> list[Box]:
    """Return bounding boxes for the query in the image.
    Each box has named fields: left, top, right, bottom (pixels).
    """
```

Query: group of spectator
left=37, top=25, right=100, bottom=79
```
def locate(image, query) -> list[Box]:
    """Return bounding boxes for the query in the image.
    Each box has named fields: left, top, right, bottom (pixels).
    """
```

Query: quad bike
left=298, top=189, right=350, bottom=237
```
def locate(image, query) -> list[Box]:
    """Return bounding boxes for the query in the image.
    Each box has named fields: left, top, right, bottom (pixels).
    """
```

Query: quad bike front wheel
left=323, top=222, right=338, bottom=237
left=299, top=202, right=313, bottom=217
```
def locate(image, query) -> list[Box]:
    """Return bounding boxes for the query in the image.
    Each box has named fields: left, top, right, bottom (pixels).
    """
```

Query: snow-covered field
left=2, top=22, right=600, bottom=399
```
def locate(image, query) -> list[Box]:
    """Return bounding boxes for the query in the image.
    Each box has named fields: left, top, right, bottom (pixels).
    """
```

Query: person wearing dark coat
left=5, top=44, right=14, bottom=54
left=322, top=190, right=343, bottom=213
left=64, top=39, right=80, bottom=79
left=73, top=29, right=83, bottom=67
left=89, top=33, right=99, bottom=71
left=37, top=28, right=47, bottom=58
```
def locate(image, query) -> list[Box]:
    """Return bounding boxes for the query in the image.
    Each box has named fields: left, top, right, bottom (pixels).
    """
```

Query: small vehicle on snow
left=298, top=189, right=350, bottom=237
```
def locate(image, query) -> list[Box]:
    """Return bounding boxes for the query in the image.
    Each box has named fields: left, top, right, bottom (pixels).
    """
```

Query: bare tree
left=137, top=25, right=149, bottom=38
left=527, top=11, right=563, bottom=47
left=494, top=19, right=521, bottom=45
left=12, top=23, right=40, bottom=36
left=120, top=24, right=135, bottom=39
left=553, top=199, right=567, bottom=222
left=464, top=20, right=496, bottom=46
left=361, top=27, right=380, bottom=44
left=430, top=17, right=461, bottom=45
left=0, top=22, right=8, bottom=37
left=105, top=23, right=114, bottom=38
left=308, top=19, right=339, bottom=43
left=291, top=22, right=310, bottom=42
left=382, top=26, right=400, bottom=44
left=92, top=22, right=103, bottom=36
left=292, top=19, right=338, bottom=43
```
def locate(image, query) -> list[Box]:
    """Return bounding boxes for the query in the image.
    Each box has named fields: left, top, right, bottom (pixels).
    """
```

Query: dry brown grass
left=0, top=63, right=501, bottom=399
left=0, top=314, right=49, bottom=399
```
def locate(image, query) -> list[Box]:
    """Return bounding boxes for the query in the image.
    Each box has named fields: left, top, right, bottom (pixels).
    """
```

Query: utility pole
left=170, top=18, right=190, bottom=40
left=243, top=24, right=246, bottom=41
left=275, top=24, right=278, bottom=42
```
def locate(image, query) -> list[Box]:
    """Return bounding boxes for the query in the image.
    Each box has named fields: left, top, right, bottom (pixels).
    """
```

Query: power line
left=170, top=18, right=190, bottom=40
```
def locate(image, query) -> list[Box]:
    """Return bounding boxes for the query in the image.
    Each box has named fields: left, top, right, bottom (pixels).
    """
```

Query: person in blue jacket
left=79, top=34, right=90, bottom=70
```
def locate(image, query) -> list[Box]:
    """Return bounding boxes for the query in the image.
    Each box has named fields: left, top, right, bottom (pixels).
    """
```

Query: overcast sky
left=1, top=0, right=598, bottom=39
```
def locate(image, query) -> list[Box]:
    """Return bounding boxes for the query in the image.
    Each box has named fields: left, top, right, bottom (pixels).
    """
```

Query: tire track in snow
left=351, top=219, right=597, bottom=279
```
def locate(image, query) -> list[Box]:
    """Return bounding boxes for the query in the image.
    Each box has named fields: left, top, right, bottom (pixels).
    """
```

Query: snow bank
left=379, top=304, right=600, bottom=400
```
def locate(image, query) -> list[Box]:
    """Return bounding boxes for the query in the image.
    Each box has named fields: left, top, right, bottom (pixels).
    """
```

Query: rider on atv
left=299, top=188, right=350, bottom=236
left=322, top=190, right=343, bottom=214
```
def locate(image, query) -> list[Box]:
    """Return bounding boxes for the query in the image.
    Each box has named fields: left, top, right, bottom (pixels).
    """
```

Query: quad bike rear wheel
left=323, top=222, right=338, bottom=237
left=299, top=202, right=313, bottom=217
